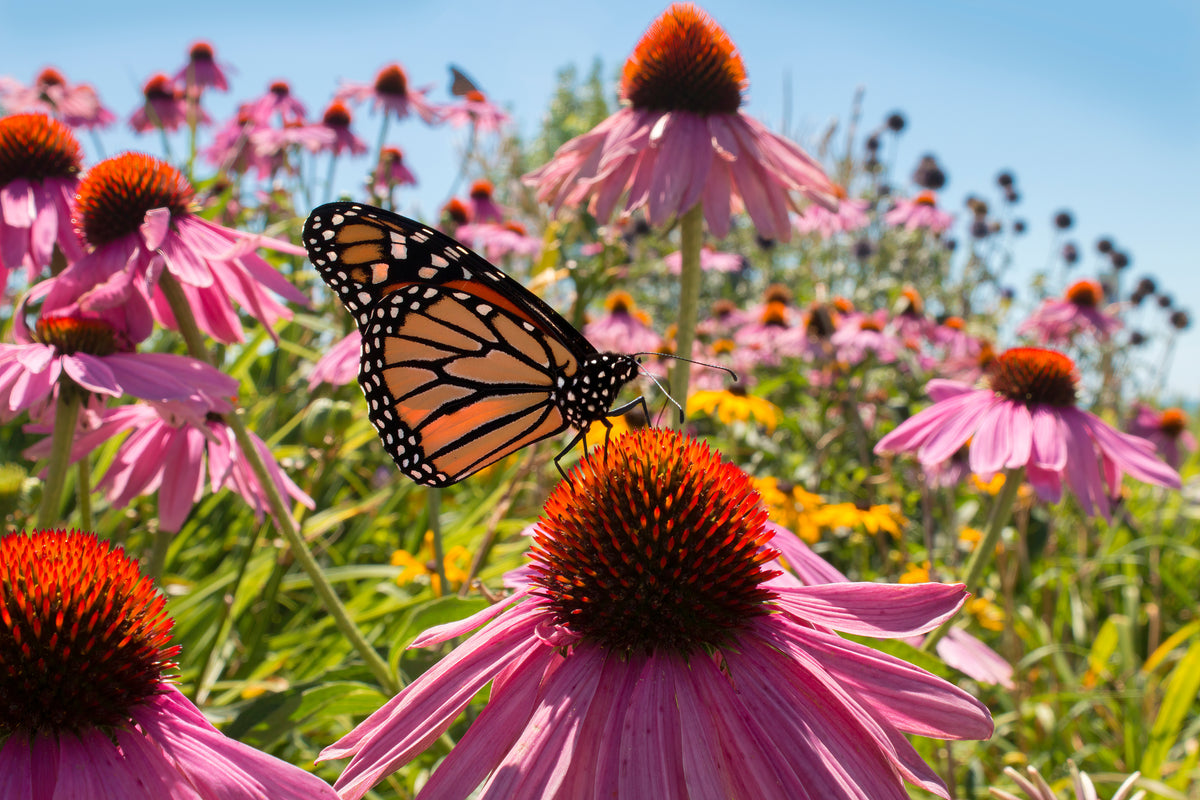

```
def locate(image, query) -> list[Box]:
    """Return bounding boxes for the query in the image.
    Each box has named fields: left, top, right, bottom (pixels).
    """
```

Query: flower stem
left=921, top=466, right=1025, bottom=653
left=146, top=527, right=173, bottom=581
left=427, top=487, right=447, bottom=597
left=76, top=460, right=92, bottom=530
left=157, top=271, right=400, bottom=694
left=35, top=389, right=81, bottom=529
left=668, top=203, right=705, bottom=410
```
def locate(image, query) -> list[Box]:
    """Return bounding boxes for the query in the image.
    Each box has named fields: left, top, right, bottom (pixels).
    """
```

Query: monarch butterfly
left=304, top=201, right=641, bottom=487
left=447, top=65, right=481, bottom=97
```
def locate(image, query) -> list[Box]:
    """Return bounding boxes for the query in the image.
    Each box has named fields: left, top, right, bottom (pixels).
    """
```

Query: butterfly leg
left=607, top=395, right=650, bottom=430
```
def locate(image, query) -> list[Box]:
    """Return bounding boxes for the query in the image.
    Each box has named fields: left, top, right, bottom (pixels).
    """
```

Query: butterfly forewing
left=304, top=201, right=637, bottom=486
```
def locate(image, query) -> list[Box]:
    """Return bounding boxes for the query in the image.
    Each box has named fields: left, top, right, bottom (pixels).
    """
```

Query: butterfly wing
left=304, top=201, right=599, bottom=486
left=448, top=65, right=481, bottom=97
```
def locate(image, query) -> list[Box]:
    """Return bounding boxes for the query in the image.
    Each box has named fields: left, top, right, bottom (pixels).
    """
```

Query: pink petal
left=1030, top=407, right=1067, bottom=470
left=777, top=624, right=994, bottom=739
left=1078, top=411, right=1181, bottom=489
left=62, top=354, right=123, bottom=396
left=671, top=658, right=744, bottom=800
left=139, top=207, right=172, bottom=251
left=413, top=643, right=556, bottom=799
left=772, top=582, right=969, bottom=637
left=326, top=605, right=545, bottom=797
left=133, top=687, right=341, bottom=798
left=476, top=648, right=604, bottom=799
left=968, top=401, right=1014, bottom=475
left=917, top=394, right=999, bottom=466
left=618, top=653, right=688, bottom=800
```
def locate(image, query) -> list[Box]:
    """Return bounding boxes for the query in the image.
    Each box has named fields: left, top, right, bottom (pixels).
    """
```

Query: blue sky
left=2, top=0, right=1197, bottom=398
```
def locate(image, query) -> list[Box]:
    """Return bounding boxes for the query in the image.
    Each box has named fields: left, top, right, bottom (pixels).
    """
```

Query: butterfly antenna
left=631, top=353, right=740, bottom=383
left=635, top=364, right=685, bottom=425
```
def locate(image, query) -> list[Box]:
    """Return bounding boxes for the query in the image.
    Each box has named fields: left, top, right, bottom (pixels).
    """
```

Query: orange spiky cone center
left=620, top=3, right=747, bottom=115
left=528, top=429, right=778, bottom=655
left=0, top=530, right=179, bottom=735
left=0, top=113, right=83, bottom=187
left=74, top=152, right=194, bottom=248
left=987, top=347, right=1078, bottom=407
left=1065, top=279, right=1102, bottom=308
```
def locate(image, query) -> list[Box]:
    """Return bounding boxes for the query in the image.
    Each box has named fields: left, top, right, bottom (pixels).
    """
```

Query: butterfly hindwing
left=304, top=201, right=636, bottom=486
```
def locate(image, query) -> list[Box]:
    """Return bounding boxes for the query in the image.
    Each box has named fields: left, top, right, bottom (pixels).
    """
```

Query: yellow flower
left=966, top=596, right=1005, bottom=631
left=586, top=413, right=634, bottom=451
left=391, top=531, right=473, bottom=594
left=899, top=562, right=930, bottom=584
left=816, top=502, right=907, bottom=539
left=752, top=476, right=826, bottom=543
left=970, top=473, right=1006, bottom=495
left=688, top=388, right=779, bottom=432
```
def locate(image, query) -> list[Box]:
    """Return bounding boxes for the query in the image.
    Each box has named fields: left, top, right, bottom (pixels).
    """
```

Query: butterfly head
left=559, top=353, right=639, bottom=431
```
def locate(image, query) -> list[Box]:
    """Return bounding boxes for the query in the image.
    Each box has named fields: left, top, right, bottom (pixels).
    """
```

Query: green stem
left=668, top=203, right=705, bottom=410
left=76, top=460, right=92, bottom=531
left=146, top=527, right=173, bottom=581
left=921, top=466, right=1025, bottom=652
left=427, top=487, right=447, bottom=597
left=157, top=272, right=400, bottom=694
left=35, top=389, right=81, bottom=529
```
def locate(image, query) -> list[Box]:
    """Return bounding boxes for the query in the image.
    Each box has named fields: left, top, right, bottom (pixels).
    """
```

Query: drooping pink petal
left=917, top=394, right=1000, bottom=465
left=326, top=605, right=546, bottom=798
left=968, top=401, right=1014, bottom=476
left=773, top=623, right=994, bottom=740
left=475, top=648, right=606, bottom=799
left=772, top=582, right=969, bottom=637
left=139, top=207, right=172, bottom=251
left=412, top=643, right=556, bottom=800
left=61, top=353, right=123, bottom=396
left=155, top=424, right=207, bottom=531
left=411, top=588, right=532, bottom=647
left=133, top=688, right=341, bottom=798
left=731, top=639, right=909, bottom=800
left=1030, top=407, right=1067, bottom=470
left=689, top=652, right=813, bottom=799
left=1076, top=410, right=1181, bottom=489
left=617, top=652, right=688, bottom=800
left=670, top=658, right=744, bottom=800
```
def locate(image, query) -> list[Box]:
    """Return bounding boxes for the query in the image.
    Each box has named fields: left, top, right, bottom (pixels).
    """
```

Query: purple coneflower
left=884, top=190, right=955, bottom=234
left=44, top=152, right=308, bottom=344
left=663, top=246, right=744, bottom=274
left=0, top=113, right=85, bottom=283
left=794, top=184, right=870, bottom=237
left=322, top=429, right=993, bottom=799
left=129, top=74, right=206, bottom=133
left=370, top=145, right=417, bottom=197
left=466, top=179, right=505, bottom=223
left=1127, top=404, right=1195, bottom=471
left=317, top=100, right=368, bottom=156
left=438, top=88, right=511, bottom=132
left=24, top=399, right=313, bottom=531
left=1018, top=279, right=1121, bottom=344
left=875, top=347, right=1181, bottom=520
left=0, top=529, right=340, bottom=799
left=831, top=309, right=904, bottom=365
left=308, top=330, right=361, bottom=389
left=523, top=3, right=835, bottom=242
left=335, top=63, right=440, bottom=123
left=247, top=80, right=307, bottom=125
left=174, top=40, right=232, bottom=93
left=582, top=290, right=663, bottom=354
left=0, top=67, right=115, bottom=129
left=455, top=220, right=542, bottom=260
left=0, top=314, right=237, bottom=422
